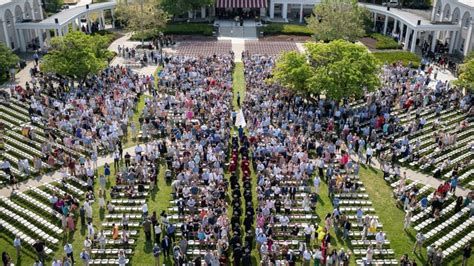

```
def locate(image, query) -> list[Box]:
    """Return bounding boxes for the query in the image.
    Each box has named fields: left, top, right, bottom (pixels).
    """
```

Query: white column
left=404, top=27, right=411, bottom=50
left=392, top=20, right=398, bottom=36
left=111, top=9, right=115, bottom=28
left=299, top=3, right=304, bottom=23
left=101, top=11, right=105, bottom=29
left=86, top=15, right=92, bottom=33
left=188, top=11, right=193, bottom=19
left=282, top=3, right=288, bottom=20
left=383, top=15, right=389, bottom=35
left=410, top=30, right=418, bottom=53
left=373, top=12, right=377, bottom=31
left=449, top=31, right=456, bottom=53
left=38, top=29, right=44, bottom=49
left=269, top=2, right=275, bottom=19
left=46, top=29, right=51, bottom=44
left=2, top=22, right=11, bottom=49
left=72, top=19, right=77, bottom=31
left=260, top=8, right=266, bottom=17
left=431, top=31, right=437, bottom=52
left=464, top=23, right=473, bottom=56
left=63, top=25, right=69, bottom=35
left=17, top=29, right=26, bottom=52
left=201, top=7, right=206, bottom=18
left=398, top=24, right=404, bottom=44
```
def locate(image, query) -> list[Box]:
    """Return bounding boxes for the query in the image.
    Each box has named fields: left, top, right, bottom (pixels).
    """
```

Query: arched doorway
left=4, top=9, right=18, bottom=49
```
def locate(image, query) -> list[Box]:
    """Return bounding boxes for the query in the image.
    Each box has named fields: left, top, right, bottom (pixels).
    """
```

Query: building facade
left=0, top=0, right=43, bottom=51
left=0, top=0, right=115, bottom=52
left=431, top=0, right=474, bottom=55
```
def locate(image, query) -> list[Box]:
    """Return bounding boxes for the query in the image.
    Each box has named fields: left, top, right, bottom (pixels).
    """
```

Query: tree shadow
left=99, top=208, right=105, bottom=220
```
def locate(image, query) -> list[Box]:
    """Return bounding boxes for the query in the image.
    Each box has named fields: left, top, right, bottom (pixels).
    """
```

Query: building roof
left=361, top=3, right=461, bottom=31
left=457, top=0, right=474, bottom=8
left=15, top=1, right=116, bottom=29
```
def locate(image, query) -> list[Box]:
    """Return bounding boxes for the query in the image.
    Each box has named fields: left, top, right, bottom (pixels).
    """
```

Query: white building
left=431, top=0, right=474, bottom=55
left=0, top=0, right=43, bottom=51
left=0, top=0, right=116, bottom=52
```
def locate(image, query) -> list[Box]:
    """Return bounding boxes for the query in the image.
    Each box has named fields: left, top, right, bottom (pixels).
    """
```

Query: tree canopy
left=44, top=0, right=64, bottom=13
left=115, top=0, right=169, bottom=44
left=41, top=31, right=112, bottom=82
left=271, top=40, right=380, bottom=101
left=454, top=53, right=474, bottom=92
left=161, top=0, right=213, bottom=16
left=0, top=42, right=20, bottom=75
left=306, top=0, right=369, bottom=42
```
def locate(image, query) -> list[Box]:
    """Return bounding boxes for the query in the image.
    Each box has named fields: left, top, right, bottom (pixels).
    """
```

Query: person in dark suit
left=289, top=186, right=297, bottom=200
left=161, top=235, right=171, bottom=257
left=286, top=250, right=296, bottom=266
left=233, top=243, right=242, bottom=266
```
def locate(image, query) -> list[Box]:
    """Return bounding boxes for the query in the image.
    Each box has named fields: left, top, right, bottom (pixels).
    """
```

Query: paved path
left=0, top=144, right=144, bottom=197
left=352, top=154, right=470, bottom=197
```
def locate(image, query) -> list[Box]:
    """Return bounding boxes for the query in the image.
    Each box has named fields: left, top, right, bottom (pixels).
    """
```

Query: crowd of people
left=1, top=37, right=473, bottom=266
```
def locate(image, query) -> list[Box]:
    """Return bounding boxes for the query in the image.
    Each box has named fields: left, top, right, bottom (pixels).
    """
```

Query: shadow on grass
left=99, top=208, right=105, bottom=220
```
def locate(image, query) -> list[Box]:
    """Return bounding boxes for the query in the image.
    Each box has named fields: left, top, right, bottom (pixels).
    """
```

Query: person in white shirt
left=51, top=258, right=62, bottom=266
left=303, top=248, right=312, bottom=265
left=63, top=243, right=74, bottom=264
left=279, top=215, right=289, bottom=232
left=83, top=237, right=92, bottom=253
left=375, top=231, right=385, bottom=249
left=365, top=146, right=373, bottom=165
left=142, top=202, right=149, bottom=218
left=87, top=222, right=95, bottom=239
left=313, top=176, right=321, bottom=194
left=413, top=232, right=425, bottom=254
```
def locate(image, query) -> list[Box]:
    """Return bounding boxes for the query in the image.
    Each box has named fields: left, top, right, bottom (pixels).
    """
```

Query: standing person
left=161, top=235, right=171, bottom=257
left=413, top=232, right=425, bottom=254
left=450, top=176, right=458, bottom=195
left=143, top=218, right=152, bottom=242
left=366, top=245, right=373, bottom=265
left=365, top=145, right=373, bottom=165
left=33, top=52, right=39, bottom=65
left=118, top=249, right=126, bottom=266
left=462, top=242, right=471, bottom=266
left=152, top=243, right=161, bottom=266
left=114, top=150, right=120, bottom=171
left=403, top=210, right=412, bottom=230
left=32, top=239, right=45, bottom=264
left=80, top=249, right=90, bottom=266
left=313, top=247, right=322, bottom=266
left=13, top=235, right=21, bottom=258
left=2, top=251, right=11, bottom=266
left=63, top=243, right=74, bottom=264
left=154, top=223, right=162, bottom=243
left=433, top=248, right=444, bottom=266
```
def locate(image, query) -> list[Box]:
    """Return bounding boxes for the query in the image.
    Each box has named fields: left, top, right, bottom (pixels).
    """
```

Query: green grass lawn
left=359, top=165, right=465, bottom=266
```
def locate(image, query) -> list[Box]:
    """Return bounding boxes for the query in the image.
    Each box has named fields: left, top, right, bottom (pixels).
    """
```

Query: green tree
left=306, top=0, right=369, bottom=42
left=161, top=0, right=213, bottom=17
left=41, top=31, right=111, bottom=83
left=44, top=0, right=64, bottom=13
left=272, top=40, right=380, bottom=101
left=454, top=53, right=474, bottom=92
left=115, top=0, right=169, bottom=45
left=0, top=42, right=20, bottom=81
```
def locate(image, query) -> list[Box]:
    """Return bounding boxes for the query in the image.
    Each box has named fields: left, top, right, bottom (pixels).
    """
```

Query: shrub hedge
left=261, top=23, right=313, bottom=36
left=131, top=23, right=214, bottom=41
left=372, top=52, right=421, bottom=68
left=370, top=33, right=402, bottom=50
